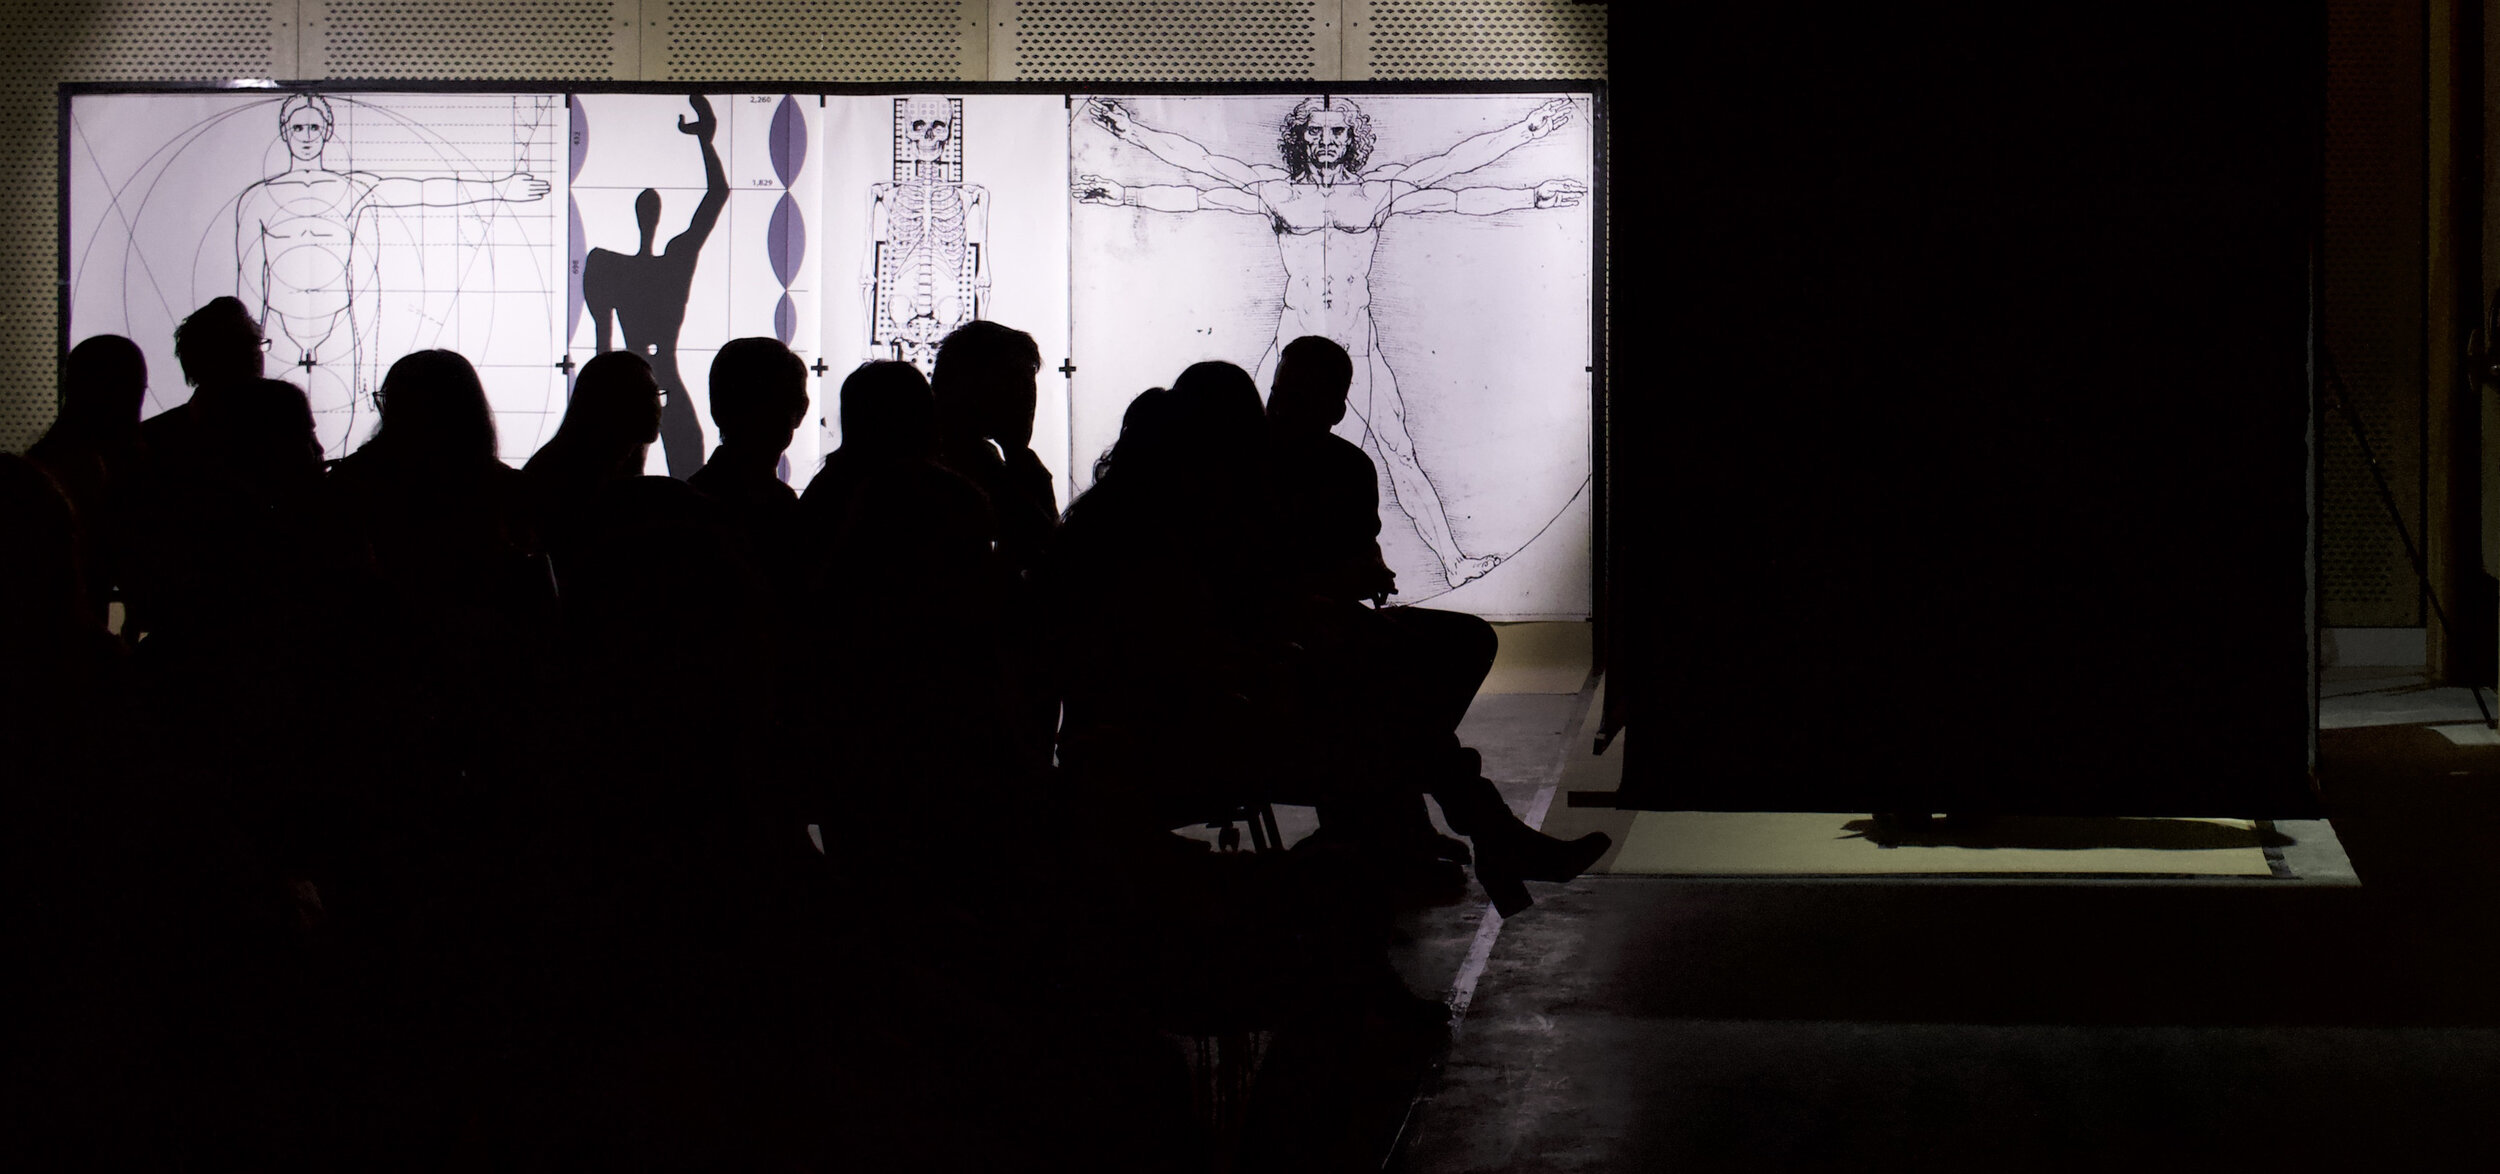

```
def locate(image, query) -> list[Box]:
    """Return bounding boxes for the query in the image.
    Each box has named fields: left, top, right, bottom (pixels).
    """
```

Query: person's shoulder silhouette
left=524, top=350, right=662, bottom=549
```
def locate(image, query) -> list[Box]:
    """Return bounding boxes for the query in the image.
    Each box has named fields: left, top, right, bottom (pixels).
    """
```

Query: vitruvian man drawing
left=236, top=93, right=552, bottom=455
left=1073, top=94, right=1585, bottom=590
left=865, top=96, right=990, bottom=374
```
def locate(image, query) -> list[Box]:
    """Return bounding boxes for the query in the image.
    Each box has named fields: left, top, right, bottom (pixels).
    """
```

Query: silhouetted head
left=277, top=93, right=335, bottom=164
left=196, top=378, right=322, bottom=498
left=364, top=348, right=500, bottom=467
left=930, top=320, right=1042, bottom=442
left=560, top=351, right=663, bottom=457
left=1117, top=361, right=1262, bottom=492
left=708, top=336, right=809, bottom=452
left=1170, top=360, right=1267, bottom=445
left=1280, top=96, right=1375, bottom=181
left=59, top=334, right=146, bottom=439
left=1267, top=335, right=1354, bottom=434
left=1092, top=386, right=1171, bottom=484
left=174, top=297, right=265, bottom=389
left=634, top=188, right=662, bottom=253
left=835, top=360, right=936, bottom=458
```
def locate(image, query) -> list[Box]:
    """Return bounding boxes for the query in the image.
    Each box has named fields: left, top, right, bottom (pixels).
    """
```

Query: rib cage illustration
left=868, top=96, right=986, bottom=373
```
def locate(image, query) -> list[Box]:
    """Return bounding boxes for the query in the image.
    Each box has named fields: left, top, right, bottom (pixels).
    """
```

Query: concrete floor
left=1347, top=672, right=2500, bottom=1172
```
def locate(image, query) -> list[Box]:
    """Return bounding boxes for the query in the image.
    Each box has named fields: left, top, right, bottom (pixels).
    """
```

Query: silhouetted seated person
left=1264, top=336, right=1580, bottom=905
left=0, top=454, right=122, bottom=763
left=689, top=336, right=809, bottom=598
left=1050, top=363, right=1299, bottom=832
left=801, top=359, right=938, bottom=541
left=115, top=377, right=359, bottom=987
left=0, top=453, right=152, bottom=1162
left=28, top=335, right=150, bottom=627
left=1267, top=336, right=1397, bottom=606
left=519, top=394, right=802, bottom=1164
left=326, top=349, right=548, bottom=765
left=1044, top=364, right=1453, bottom=1042
left=123, top=376, right=327, bottom=650
left=1060, top=358, right=1606, bottom=918
left=521, top=350, right=663, bottom=554
left=123, top=298, right=266, bottom=638
left=927, top=321, right=1067, bottom=768
left=929, top=320, right=1057, bottom=578
left=136, top=297, right=264, bottom=470
left=793, top=361, right=943, bottom=825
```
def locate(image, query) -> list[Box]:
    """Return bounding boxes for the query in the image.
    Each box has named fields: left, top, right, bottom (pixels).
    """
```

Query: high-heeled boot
left=1432, top=764, right=1610, bottom=917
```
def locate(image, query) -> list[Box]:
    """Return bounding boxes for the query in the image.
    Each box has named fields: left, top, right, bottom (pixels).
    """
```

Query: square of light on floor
left=1596, top=811, right=2277, bottom=877
left=2431, top=722, right=2500, bottom=747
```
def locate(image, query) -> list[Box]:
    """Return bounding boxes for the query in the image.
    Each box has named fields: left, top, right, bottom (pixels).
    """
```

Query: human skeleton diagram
left=1074, top=95, right=1584, bottom=590
left=236, top=93, right=549, bottom=455
left=864, top=96, right=990, bottom=374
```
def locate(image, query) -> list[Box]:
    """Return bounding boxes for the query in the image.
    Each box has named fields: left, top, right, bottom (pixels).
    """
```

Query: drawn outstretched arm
left=1072, top=175, right=1264, bottom=215
left=1383, top=177, right=1587, bottom=221
left=861, top=183, right=891, bottom=353
left=1083, top=97, right=1281, bottom=186
left=966, top=185, right=992, bottom=313
left=669, top=95, right=729, bottom=254
left=1385, top=97, right=1576, bottom=190
left=362, top=172, right=550, bottom=209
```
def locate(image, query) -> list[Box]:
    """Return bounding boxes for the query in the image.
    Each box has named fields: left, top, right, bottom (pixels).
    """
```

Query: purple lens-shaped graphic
left=767, top=192, right=804, bottom=288
left=774, top=293, right=797, bottom=345
left=567, top=199, right=585, bottom=343
left=568, top=97, right=588, bottom=180
left=770, top=95, right=806, bottom=188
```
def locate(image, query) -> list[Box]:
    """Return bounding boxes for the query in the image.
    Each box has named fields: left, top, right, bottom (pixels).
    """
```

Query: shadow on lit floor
left=1843, top=814, right=2295, bottom=852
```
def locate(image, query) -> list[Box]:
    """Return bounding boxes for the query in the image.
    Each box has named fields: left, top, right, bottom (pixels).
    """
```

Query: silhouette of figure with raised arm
left=236, top=93, right=549, bottom=456
left=1075, top=95, right=1585, bottom=590
left=581, top=94, right=728, bottom=481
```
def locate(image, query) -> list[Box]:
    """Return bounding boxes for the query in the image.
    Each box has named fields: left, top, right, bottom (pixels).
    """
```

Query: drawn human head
left=896, top=95, right=959, bottom=182
left=277, top=93, right=335, bottom=164
left=633, top=188, right=663, bottom=253
left=1279, top=96, right=1375, bottom=181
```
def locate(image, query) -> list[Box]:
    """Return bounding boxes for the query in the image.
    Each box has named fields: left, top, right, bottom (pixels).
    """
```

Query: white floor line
left=1443, top=780, right=1560, bottom=1035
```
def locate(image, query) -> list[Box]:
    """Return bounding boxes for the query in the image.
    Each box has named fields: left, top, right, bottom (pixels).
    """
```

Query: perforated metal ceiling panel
left=654, top=1, right=984, bottom=81
left=2322, top=0, right=2425, bottom=627
left=1347, top=0, right=1603, bottom=80
left=5, top=1, right=293, bottom=451
left=304, top=0, right=634, bottom=80
left=999, top=0, right=1336, bottom=81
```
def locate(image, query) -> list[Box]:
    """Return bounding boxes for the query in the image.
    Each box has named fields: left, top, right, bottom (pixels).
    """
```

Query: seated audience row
left=5, top=296, right=1605, bottom=1167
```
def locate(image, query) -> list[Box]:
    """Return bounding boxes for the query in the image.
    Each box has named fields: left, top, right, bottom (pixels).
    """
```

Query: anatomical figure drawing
left=1073, top=95, right=1585, bottom=591
left=237, top=93, right=551, bottom=455
left=866, top=96, right=989, bottom=374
